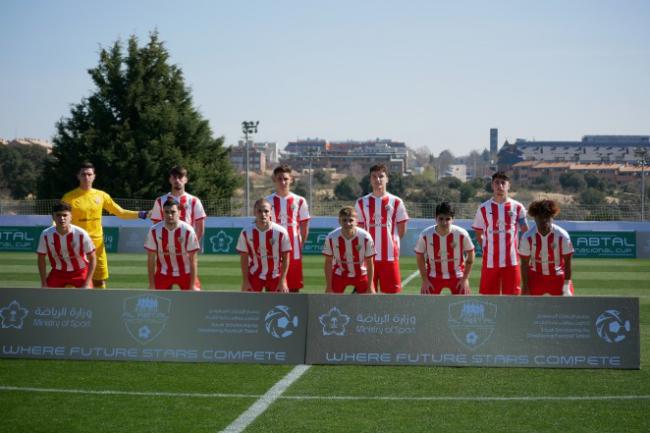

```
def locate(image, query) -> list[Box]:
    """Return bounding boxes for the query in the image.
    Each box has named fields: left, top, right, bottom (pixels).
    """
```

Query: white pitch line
left=2, top=385, right=648, bottom=402
left=401, top=270, right=420, bottom=287
left=219, top=364, right=311, bottom=433
left=0, top=385, right=258, bottom=399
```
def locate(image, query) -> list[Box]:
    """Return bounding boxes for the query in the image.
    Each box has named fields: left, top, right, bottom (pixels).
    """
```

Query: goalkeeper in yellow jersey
left=62, top=162, right=149, bottom=288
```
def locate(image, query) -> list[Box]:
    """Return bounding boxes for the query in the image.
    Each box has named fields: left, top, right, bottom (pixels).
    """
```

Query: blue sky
left=1, top=0, right=648, bottom=155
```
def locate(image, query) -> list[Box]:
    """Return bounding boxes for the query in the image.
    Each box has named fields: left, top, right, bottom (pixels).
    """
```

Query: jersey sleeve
left=103, top=192, right=139, bottom=219
left=355, top=199, right=366, bottom=229
left=236, top=230, right=248, bottom=254
left=517, top=202, right=527, bottom=226
left=298, top=198, right=310, bottom=222
left=561, top=233, right=574, bottom=255
left=396, top=199, right=409, bottom=223
left=280, top=230, right=292, bottom=253
left=364, top=234, right=376, bottom=258
left=81, top=231, right=96, bottom=254
left=193, top=198, right=207, bottom=220
left=414, top=232, right=426, bottom=254
left=322, top=235, right=333, bottom=256
left=144, top=228, right=157, bottom=252
left=462, top=232, right=475, bottom=251
left=472, top=206, right=485, bottom=231
left=186, top=229, right=200, bottom=252
left=36, top=231, right=47, bottom=255
left=150, top=197, right=163, bottom=223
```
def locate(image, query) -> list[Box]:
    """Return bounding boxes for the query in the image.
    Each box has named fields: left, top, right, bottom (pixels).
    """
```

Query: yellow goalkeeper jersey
left=61, top=188, right=139, bottom=242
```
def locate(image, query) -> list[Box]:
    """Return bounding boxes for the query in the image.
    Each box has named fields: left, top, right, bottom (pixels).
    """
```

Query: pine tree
left=39, top=32, right=239, bottom=201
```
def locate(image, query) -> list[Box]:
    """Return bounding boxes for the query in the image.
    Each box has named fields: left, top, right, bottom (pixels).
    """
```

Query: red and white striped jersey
left=518, top=224, right=574, bottom=276
left=472, top=198, right=527, bottom=268
left=236, top=223, right=292, bottom=280
left=414, top=225, right=475, bottom=279
left=355, top=193, right=409, bottom=262
left=266, top=192, right=310, bottom=260
left=322, top=227, right=375, bottom=278
left=151, top=192, right=206, bottom=225
left=144, top=221, right=200, bottom=276
left=37, top=225, right=95, bottom=272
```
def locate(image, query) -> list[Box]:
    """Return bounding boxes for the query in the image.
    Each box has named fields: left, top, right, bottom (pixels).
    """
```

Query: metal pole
left=244, top=130, right=250, bottom=217
left=636, top=148, right=647, bottom=221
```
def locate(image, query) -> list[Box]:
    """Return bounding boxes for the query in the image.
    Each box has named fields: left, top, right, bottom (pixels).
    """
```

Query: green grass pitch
left=1, top=252, right=649, bottom=432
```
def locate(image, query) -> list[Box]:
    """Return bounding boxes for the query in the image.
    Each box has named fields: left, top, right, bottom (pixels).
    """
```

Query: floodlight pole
left=242, top=121, right=259, bottom=217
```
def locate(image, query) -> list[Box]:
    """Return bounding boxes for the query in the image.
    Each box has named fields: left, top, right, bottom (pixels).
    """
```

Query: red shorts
left=331, top=273, right=371, bottom=294
left=373, top=260, right=401, bottom=294
left=287, top=257, right=303, bottom=292
left=154, top=273, right=201, bottom=291
left=424, top=277, right=470, bottom=295
left=528, top=272, right=573, bottom=296
left=247, top=274, right=282, bottom=292
left=46, top=267, right=90, bottom=288
left=479, top=265, right=521, bottom=295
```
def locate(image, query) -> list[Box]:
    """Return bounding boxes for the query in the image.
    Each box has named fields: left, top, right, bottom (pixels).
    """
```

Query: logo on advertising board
left=319, top=307, right=350, bottom=336
left=448, top=300, right=497, bottom=350
left=0, top=300, right=29, bottom=329
left=122, top=295, right=171, bottom=344
left=209, top=230, right=235, bottom=253
left=264, top=305, right=299, bottom=339
left=595, top=310, right=631, bottom=343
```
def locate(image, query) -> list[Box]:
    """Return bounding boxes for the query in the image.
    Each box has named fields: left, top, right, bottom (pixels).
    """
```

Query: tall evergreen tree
left=39, top=32, right=239, bottom=200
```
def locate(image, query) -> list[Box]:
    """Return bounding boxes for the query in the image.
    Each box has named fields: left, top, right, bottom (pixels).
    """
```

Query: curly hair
left=528, top=199, right=560, bottom=218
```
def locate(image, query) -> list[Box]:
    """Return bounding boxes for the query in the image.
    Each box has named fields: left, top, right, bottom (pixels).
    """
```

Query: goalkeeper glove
left=138, top=210, right=149, bottom=220
left=562, top=280, right=573, bottom=296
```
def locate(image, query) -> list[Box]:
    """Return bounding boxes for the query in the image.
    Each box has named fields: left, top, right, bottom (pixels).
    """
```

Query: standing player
left=415, top=202, right=475, bottom=295
left=37, top=202, right=96, bottom=288
left=266, top=165, right=310, bottom=292
left=237, top=198, right=292, bottom=293
left=62, top=162, right=149, bottom=288
left=323, top=207, right=376, bottom=294
left=472, top=171, right=528, bottom=295
left=145, top=198, right=200, bottom=291
left=519, top=199, right=574, bottom=296
left=150, top=165, right=206, bottom=243
left=355, top=164, right=409, bottom=293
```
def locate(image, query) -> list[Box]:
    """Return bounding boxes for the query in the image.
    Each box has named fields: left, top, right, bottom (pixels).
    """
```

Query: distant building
left=229, top=145, right=266, bottom=173
left=282, top=138, right=409, bottom=175
left=490, top=128, right=498, bottom=159
left=498, top=135, right=650, bottom=172
left=445, top=164, right=467, bottom=182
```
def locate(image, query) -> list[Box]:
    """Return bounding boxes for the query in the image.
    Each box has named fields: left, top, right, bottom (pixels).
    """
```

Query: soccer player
left=323, top=206, right=376, bottom=294
left=519, top=199, right=574, bottom=296
left=37, top=201, right=96, bottom=288
left=150, top=165, right=206, bottom=243
left=145, top=198, right=200, bottom=291
left=237, top=198, right=292, bottom=293
left=355, top=164, right=409, bottom=293
left=415, top=202, right=475, bottom=295
left=472, top=171, right=528, bottom=295
left=266, top=165, right=310, bottom=292
left=62, top=162, right=149, bottom=288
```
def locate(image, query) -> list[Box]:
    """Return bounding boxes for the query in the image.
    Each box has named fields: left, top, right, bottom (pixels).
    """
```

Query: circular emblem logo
left=265, top=305, right=299, bottom=339
left=595, top=310, right=631, bottom=343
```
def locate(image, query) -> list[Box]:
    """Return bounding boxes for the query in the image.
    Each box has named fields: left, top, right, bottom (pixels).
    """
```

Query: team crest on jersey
left=385, top=205, right=393, bottom=213
left=94, top=197, right=101, bottom=204
left=291, top=203, right=298, bottom=211
left=355, top=243, right=362, bottom=251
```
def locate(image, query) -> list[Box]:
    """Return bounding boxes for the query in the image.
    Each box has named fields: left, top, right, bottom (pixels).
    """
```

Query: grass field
left=1, top=252, right=649, bottom=432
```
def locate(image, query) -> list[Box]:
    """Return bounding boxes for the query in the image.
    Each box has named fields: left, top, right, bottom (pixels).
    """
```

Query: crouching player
left=37, top=201, right=96, bottom=288
left=145, top=198, right=200, bottom=290
left=519, top=199, right=574, bottom=296
left=237, top=198, right=292, bottom=293
left=323, top=207, right=376, bottom=294
left=415, top=202, right=475, bottom=295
